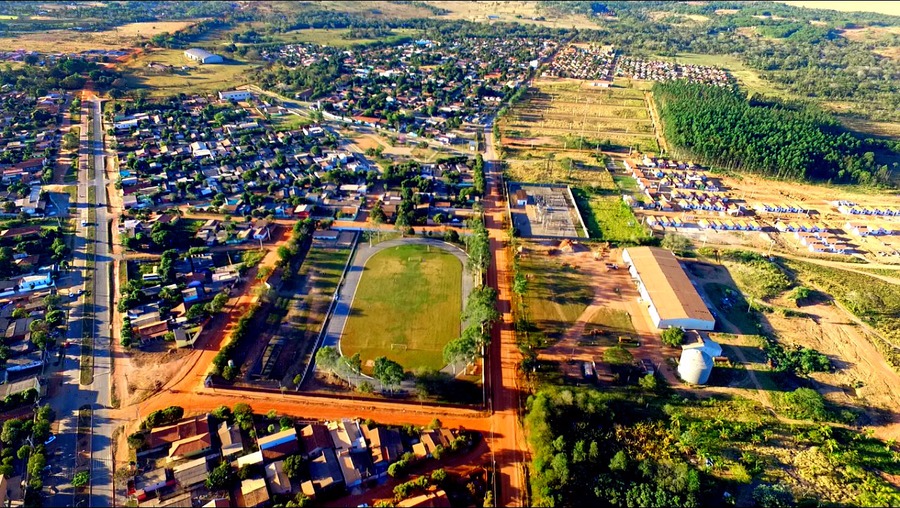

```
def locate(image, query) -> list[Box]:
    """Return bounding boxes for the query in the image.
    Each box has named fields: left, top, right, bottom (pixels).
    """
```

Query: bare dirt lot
left=0, top=21, right=200, bottom=52
left=528, top=243, right=681, bottom=384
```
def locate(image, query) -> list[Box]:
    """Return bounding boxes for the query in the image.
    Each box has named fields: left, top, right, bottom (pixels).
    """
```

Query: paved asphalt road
left=45, top=98, right=115, bottom=508
left=87, top=98, right=115, bottom=508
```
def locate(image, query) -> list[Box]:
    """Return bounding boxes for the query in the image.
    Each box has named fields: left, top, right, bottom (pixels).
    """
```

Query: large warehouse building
left=184, top=48, right=223, bottom=64
left=622, top=246, right=716, bottom=331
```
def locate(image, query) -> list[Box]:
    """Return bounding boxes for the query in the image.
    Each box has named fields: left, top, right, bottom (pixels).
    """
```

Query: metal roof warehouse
left=622, top=246, right=715, bottom=331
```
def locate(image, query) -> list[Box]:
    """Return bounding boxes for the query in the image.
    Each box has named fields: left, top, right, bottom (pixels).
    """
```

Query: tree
left=638, top=374, right=658, bottom=391
left=206, top=462, right=237, bottom=491
left=211, top=405, right=232, bottom=422
left=777, top=387, right=828, bottom=421
left=233, top=403, right=254, bottom=431
left=316, top=346, right=341, bottom=378
left=346, top=352, right=362, bottom=376
left=609, top=450, right=629, bottom=472
left=788, top=286, right=812, bottom=306
left=373, top=356, right=405, bottom=393
left=660, top=327, right=685, bottom=347
left=286, top=492, right=312, bottom=508
left=661, top=232, right=692, bottom=253
left=603, top=346, right=634, bottom=365
left=283, top=454, right=305, bottom=479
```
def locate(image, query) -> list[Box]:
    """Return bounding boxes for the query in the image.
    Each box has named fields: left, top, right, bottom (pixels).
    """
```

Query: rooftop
left=623, top=247, right=714, bottom=324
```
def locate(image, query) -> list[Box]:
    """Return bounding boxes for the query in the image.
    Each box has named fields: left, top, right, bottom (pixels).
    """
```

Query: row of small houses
left=754, top=203, right=810, bottom=215
left=793, top=230, right=850, bottom=254
left=844, top=221, right=895, bottom=237
left=837, top=204, right=900, bottom=217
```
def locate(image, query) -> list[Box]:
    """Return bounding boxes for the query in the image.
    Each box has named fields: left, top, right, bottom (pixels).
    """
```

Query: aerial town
left=0, top=1, right=899, bottom=507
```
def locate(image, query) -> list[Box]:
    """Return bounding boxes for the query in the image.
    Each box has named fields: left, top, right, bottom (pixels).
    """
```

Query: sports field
left=340, top=244, right=462, bottom=372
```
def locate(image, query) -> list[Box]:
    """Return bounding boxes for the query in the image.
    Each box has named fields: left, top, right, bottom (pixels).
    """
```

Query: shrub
left=774, top=388, right=828, bottom=421
left=660, top=327, right=685, bottom=347
left=603, top=346, right=634, bottom=365
left=72, top=471, right=90, bottom=487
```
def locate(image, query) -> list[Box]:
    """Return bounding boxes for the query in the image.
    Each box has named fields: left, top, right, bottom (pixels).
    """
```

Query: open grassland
left=782, top=1, right=900, bottom=16
left=122, top=48, right=256, bottom=97
left=268, top=27, right=419, bottom=47
left=429, top=1, right=601, bottom=29
left=202, top=26, right=422, bottom=49
left=340, top=244, right=462, bottom=372
left=501, top=80, right=658, bottom=154
left=519, top=251, right=594, bottom=338
left=504, top=152, right=616, bottom=187
left=0, top=20, right=199, bottom=52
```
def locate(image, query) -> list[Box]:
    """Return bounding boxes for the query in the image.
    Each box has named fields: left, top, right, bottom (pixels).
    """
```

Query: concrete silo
left=678, top=348, right=714, bottom=385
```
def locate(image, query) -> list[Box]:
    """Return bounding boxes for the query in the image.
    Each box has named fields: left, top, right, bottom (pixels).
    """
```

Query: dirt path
left=644, top=91, right=669, bottom=154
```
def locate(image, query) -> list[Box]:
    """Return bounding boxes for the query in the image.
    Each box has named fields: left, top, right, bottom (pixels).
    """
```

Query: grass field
left=573, top=189, right=652, bottom=244
left=341, top=244, right=462, bottom=372
left=501, top=80, right=658, bottom=155
left=519, top=253, right=595, bottom=338
left=122, top=48, right=256, bottom=97
left=430, top=1, right=602, bottom=29
left=505, top=153, right=617, bottom=187
left=0, top=20, right=200, bottom=53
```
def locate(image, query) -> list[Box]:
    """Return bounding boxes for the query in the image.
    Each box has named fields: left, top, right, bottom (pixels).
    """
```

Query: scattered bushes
left=773, top=387, right=828, bottom=421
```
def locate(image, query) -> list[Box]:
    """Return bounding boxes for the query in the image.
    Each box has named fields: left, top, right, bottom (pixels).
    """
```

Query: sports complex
left=318, top=237, right=473, bottom=375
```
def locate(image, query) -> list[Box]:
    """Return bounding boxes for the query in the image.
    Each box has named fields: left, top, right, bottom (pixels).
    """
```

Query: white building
left=622, top=247, right=715, bottom=331
left=184, top=48, right=223, bottom=64
left=218, top=90, right=252, bottom=101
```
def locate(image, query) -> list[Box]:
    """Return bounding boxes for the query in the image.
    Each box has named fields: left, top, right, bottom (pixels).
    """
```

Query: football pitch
left=340, top=243, right=463, bottom=372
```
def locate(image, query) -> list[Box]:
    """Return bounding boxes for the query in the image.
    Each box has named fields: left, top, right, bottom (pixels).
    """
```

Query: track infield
left=340, top=243, right=463, bottom=372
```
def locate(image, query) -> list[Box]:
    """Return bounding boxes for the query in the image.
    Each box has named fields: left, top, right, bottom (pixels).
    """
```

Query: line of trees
left=653, top=81, right=894, bottom=185
left=211, top=303, right=261, bottom=381
left=443, top=215, right=498, bottom=371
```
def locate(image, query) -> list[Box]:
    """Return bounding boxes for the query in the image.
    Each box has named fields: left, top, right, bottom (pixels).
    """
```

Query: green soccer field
left=340, top=244, right=463, bottom=373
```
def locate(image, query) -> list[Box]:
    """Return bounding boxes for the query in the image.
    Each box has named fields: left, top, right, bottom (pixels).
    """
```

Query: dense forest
left=526, top=387, right=715, bottom=507
left=526, top=386, right=900, bottom=507
left=653, top=82, right=896, bottom=185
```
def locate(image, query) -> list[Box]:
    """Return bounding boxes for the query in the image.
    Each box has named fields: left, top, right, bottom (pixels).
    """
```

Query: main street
left=46, top=94, right=115, bottom=508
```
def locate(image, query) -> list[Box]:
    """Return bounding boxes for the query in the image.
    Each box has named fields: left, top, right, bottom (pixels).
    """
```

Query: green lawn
left=341, top=244, right=462, bottom=372
left=573, top=189, right=652, bottom=244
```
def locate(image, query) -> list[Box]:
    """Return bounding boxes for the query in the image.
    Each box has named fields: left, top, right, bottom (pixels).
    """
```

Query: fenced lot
left=256, top=245, right=352, bottom=385
left=508, top=182, right=589, bottom=238
left=340, top=244, right=463, bottom=372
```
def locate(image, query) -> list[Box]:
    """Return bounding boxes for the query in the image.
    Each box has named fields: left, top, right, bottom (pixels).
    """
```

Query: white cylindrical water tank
left=678, top=349, right=714, bottom=384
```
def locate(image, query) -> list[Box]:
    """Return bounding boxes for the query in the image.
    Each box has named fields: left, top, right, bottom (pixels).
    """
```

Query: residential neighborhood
left=129, top=409, right=469, bottom=507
